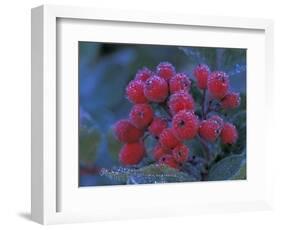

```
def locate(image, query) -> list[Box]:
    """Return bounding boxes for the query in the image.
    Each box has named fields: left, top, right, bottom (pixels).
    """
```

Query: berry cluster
left=114, top=62, right=240, bottom=170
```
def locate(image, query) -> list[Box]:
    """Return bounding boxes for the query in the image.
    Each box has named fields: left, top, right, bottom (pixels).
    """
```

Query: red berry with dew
left=208, top=115, right=224, bottom=129
left=221, top=122, right=238, bottom=144
left=221, top=92, right=241, bottom=109
left=144, top=75, right=169, bottom=102
left=126, top=80, right=148, bottom=104
left=199, top=119, right=222, bottom=142
left=158, top=154, right=179, bottom=169
left=193, top=64, right=210, bottom=89
left=172, top=144, right=189, bottom=163
left=169, top=73, right=191, bottom=93
left=156, top=62, right=176, bottom=81
left=148, top=116, right=168, bottom=138
left=168, top=91, right=195, bottom=115
left=153, top=143, right=171, bottom=161
left=135, top=67, right=153, bottom=82
left=129, top=104, right=154, bottom=129
left=208, top=71, right=229, bottom=99
left=119, top=142, right=145, bottom=165
left=172, top=111, right=199, bottom=140
left=159, top=128, right=180, bottom=149
left=114, top=119, right=144, bottom=143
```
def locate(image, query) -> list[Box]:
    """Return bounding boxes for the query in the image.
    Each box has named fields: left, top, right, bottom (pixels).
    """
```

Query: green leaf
left=100, top=164, right=196, bottom=184
left=186, top=139, right=205, bottom=158
left=232, top=162, right=247, bottom=180
left=207, top=154, right=246, bottom=181
left=107, top=129, right=122, bottom=161
left=79, top=126, right=101, bottom=164
left=182, top=162, right=202, bottom=180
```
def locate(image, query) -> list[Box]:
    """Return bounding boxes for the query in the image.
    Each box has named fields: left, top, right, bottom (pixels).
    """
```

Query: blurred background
left=79, top=42, right=246, bottom=186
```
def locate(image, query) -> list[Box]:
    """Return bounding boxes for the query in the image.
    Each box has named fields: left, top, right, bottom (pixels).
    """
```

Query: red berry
left=158, top=154, right=179, bottom=169
left=208, top=71, right=229, bottom=99
left=172, top=144, right=189, bottom=163
left=119, top=142, right=145, bottom=165
left=221, top=92, right=241, bottom=109
left=221, top=122, right=238, bottom=144
left=126, top=80, right=148, bottom=104
left=199, top=119, right=221, bottom=142
left=156, top=62, right=176, bottom=81
left=172, top=111, right=199, bottom=140
left=135, top=67, right=153, bottom=82
left=129, top=104, right=153, bottom=129
left=148, top=116, right=168, bottom=138
left=168, top=91, right=195, bottom=115
left=153, top=143, right=171, bottom=161
left=169, top=73, right=191, bottom=93
left=209, top=115, right=224, bottom=129
left=144, top=75, right=169, bottom=102
left=193, top=64, right=210, bottom=89
left=114, top=119, right=143, bottom=143
left=159, top=128, right=180, bottom=149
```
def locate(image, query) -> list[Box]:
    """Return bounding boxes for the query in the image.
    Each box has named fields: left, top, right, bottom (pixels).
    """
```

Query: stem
left=206, top=102, right=221, bottom=116
left=196, top=136, right=213, bottom=181
left=142, top=132, right=149, bottom=141
left=205, top=100, right=212, bottom=115
left=196, top=135, right=212, bottom=162
left=159, top=102, right=172, bottom=119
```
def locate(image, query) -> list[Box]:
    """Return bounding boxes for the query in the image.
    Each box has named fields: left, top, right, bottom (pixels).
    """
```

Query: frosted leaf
left=179, top=47, right=207, bottom=64
left=228, top=63, right=246, bottom=76
left=100, top=164, right=196, bottom=184
left=100, top=167, right=136, bottom=183
left=207, top=153, right=246, bottom=181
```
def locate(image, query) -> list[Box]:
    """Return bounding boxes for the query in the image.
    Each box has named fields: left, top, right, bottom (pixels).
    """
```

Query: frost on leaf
left=100, top=164, right=196, bottom=184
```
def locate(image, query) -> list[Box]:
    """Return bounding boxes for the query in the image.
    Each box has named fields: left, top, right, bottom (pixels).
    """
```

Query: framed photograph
left=31, top=5, right=274, bottom=225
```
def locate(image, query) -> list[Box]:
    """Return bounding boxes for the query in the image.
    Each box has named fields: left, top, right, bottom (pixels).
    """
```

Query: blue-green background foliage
left=79, top=42, right=246, bottom=186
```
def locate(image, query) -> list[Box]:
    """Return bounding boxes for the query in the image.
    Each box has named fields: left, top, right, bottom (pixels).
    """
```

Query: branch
left=196, top=135, right=212, bottom=162
left=206, top=100, right=221, bottom=116
left=159, top=102, right=172, bottom=119
left=142, top=132, right=149, bottom=141
left=201, top=90, right=207, bottom=119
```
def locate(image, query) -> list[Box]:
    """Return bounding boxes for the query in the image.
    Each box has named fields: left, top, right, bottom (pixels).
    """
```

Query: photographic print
left=79, top=42, right=246, bottom=187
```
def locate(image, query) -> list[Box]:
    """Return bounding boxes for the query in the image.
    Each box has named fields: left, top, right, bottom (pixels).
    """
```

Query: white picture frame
left=31, top=5, right=274, bottom=225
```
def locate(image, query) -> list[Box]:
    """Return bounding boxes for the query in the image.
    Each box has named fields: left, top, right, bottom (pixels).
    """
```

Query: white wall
left=0, top=0, right=280, bottom=229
